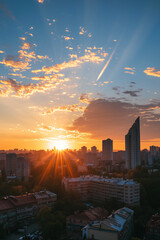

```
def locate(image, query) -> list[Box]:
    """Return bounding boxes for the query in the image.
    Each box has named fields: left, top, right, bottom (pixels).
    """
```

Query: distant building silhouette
left=6, top=153, right=30, bottom=180
left=125, top=117, right=140, bottom=169
left=81, top=146, right=87, bottom=154
left=102, top=138, right=113, bottom=161
left=91, top=146, right=97, bottom=153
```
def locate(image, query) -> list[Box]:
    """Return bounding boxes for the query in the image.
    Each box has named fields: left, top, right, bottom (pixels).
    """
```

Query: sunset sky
left=0, top=0, right=160, bottom=150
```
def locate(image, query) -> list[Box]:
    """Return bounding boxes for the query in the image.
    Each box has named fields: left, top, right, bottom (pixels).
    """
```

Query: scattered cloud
left=41, top=104, right=85, bottom=115
left=37, top=0, right=44, bottom=3
left=8, top=73, right=26, bottom=78
left=79, top=93, right=91, bottom=104
left=0, top=73, right=66, bottom=97
left=79, top=27, right=87, bottom=35
left=21, top=42, right=31, bottom=50
left=123, top=89, right=142, bottom=97
left=0, top=55, right=30, bottom=71
left=37, top=55, right=49, bottom=60
left=124, top=67, right=135, bottom=75
left=19, top=37, right=26, bottom=41
left=144, top=67, right=160, bottom=77
left=0, top=50, right=4, bottom=54
left=32, top=51, right=105, bottom=74
left=63, top=36, right=74, bottom=41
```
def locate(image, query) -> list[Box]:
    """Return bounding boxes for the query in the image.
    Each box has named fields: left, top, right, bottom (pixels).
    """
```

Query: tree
left=36, top=206, right=65, bottom=240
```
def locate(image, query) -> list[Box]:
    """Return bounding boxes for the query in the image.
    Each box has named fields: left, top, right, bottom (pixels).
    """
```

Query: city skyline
left=0, top=0, right=160, bottom=151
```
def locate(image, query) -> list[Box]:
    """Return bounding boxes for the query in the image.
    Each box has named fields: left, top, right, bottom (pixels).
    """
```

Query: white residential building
left=63, top=176, right=140, bottom=205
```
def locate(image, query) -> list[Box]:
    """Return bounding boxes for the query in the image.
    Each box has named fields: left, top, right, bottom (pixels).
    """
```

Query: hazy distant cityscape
left=0, top=117, right=160, bottom=240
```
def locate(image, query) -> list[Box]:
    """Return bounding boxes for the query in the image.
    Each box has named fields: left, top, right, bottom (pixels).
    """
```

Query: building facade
left=63, top=176, right=140, bottom=205
left=125, top=117, right=140, bottom=169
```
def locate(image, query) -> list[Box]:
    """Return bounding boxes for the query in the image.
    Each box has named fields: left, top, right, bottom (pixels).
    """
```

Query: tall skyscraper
left=125, top=117, right=140, bottom=169
left=102, top=138, right=113, bottom=161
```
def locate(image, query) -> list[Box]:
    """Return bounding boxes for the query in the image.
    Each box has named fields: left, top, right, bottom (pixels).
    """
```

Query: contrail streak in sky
left=96, top=47, right=116, bottom=81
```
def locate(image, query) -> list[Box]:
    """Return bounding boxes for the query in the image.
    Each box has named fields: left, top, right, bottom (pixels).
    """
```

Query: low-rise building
left=0, top=199, right=16, bottom=229
left=67, top=207, right=108, bottom=231
left=33, top=190, right=57, bottom=209
left=9, top=195, right=37, bottom=222
left=82, top=207, right=134, bottom=240
left=146, top=213, right=160, bottom=240
left=0, top=190, right=57, bottom=229
left=63, top=176, right=140, bottom=205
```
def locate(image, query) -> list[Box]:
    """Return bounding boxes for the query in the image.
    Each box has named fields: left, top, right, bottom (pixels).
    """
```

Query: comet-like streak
left=96, top=47, right=116, bottom=81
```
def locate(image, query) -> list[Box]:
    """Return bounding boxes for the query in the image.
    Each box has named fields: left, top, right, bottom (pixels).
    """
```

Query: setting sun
left=49, top=140, right=69, bottom=150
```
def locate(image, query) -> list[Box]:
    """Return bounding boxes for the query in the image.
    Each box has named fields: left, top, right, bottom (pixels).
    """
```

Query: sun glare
left=49, top=140, right=69, bottom=150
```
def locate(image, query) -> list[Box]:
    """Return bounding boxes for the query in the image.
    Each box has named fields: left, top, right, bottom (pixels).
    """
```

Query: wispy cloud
left=123, top=89, right=142, bottom=97
left=63, top=36, right=74, bottom=41
left=124, top=67, right=135, bottom=75
left=0, top=73, right=66, bottom=97
left=79, top=93, right=92, bottom=104
left=32, top=51, right=105, bottom=74
left=79, top=27, right=87, bottom=35
left=0, top=56, right=30, bottom=71
left=8, top=73, right=26, bottom=78
left=144, top=67, right=160, bottom=77
left=41, top=104, right=85, bottom=115
left=0, top=4, right=16, bottom=21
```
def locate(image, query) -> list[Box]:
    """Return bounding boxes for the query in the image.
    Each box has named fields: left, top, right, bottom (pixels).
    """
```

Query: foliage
left=36, top=206, right=65, bottom=240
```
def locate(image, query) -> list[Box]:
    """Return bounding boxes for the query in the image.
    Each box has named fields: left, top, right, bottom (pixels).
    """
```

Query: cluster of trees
left=36, top=191, right=86, bottom=240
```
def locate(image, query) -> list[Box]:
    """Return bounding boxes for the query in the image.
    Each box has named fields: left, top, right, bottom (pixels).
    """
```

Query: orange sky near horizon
left=0, top=136, right=160, bottom=151
left=0, top=0, right=160, bottom=152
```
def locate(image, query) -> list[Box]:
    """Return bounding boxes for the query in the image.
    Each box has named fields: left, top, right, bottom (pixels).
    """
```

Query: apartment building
left=146, top=213, right=160, bottom=240
left=0, top=199, right=16, bottom=229
left=0, top=190, right=57, bottom=229
left=63, top=176, right=140, bottom=205
left=82, top=207, right=134, bottom=240
left=34, top=190, right=57, bottom=209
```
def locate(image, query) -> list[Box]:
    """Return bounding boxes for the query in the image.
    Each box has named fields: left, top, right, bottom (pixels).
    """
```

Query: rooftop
left=9, top=194, right=36, bottom=206
left=86, top=207, right=134, bottom=232
left=64, top=175, right=138, bottom=185
left=67, top=207, right=108, bottom=223
left=0, top=199, right=14, bottom=211
left=33, top=190, right=57, bottom=200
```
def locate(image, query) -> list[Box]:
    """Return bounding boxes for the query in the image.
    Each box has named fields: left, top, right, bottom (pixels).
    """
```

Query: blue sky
left=0, top=0, right=160, bottom=150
